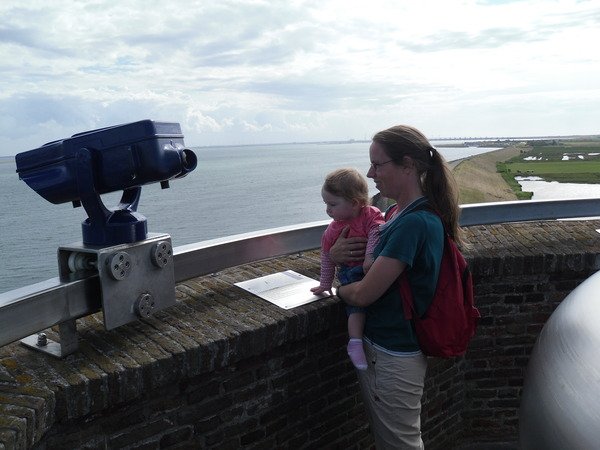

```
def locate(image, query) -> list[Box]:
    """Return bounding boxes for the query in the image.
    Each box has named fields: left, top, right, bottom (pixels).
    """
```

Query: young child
left=311, top=168, right=384, bottom=370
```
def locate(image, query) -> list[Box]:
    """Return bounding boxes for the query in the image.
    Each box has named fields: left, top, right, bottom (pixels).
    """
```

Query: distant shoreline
left=2, top=135, right=597, bottom=158
left=192, top=134, right=599, bottom=150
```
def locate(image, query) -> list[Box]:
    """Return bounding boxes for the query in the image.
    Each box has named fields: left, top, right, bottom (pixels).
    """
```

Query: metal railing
left=2, top=198, right=600, bottom=348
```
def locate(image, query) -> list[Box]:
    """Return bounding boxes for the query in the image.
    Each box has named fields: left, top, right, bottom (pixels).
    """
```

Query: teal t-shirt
left=364, top=199, right=444, bottom=352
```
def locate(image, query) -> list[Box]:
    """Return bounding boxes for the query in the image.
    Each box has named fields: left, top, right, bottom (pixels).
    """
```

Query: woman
left=335, top=124, right=460, bottom=449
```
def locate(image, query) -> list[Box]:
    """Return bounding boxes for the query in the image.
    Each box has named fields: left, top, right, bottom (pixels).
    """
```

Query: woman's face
left=367, top=141, right=400, bottom=198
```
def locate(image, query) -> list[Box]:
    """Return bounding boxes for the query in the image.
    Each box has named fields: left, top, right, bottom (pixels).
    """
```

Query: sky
left=1, top=0, right=599, bottom=156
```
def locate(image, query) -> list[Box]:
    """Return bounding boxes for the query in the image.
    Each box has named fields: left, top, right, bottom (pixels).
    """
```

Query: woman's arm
left=337, top=255, right=407, bottom=307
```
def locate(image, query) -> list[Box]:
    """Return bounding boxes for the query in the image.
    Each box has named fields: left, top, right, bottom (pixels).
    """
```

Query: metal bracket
left=19, top=233, right=175, bottom=358
left=58, top=233, right=176, bottom=330
left=21, top=319, right=79, bottom=358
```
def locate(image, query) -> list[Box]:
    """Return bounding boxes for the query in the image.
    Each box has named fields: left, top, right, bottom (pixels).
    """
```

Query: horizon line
left=1, top=133, right=598, bottom=158
left=192, top=133, right=599, bottom=149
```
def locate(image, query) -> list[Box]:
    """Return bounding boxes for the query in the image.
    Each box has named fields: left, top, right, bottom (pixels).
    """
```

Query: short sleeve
left=378, top=213, right=429, bottom=268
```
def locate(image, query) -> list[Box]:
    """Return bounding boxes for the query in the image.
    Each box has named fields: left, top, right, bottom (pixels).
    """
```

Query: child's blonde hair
left=323, top=168, right=369, bottom=206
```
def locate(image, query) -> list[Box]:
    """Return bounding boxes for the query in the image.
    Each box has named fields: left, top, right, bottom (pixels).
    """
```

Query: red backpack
left=389, top=203, right=480, bottom=358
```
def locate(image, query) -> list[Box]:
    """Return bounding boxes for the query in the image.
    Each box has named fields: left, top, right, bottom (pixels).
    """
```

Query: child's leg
left=348, top=311, right=366, bottom=339
left=347, top=311, right=367, bottom=370
left=339, top=266, right=367, bottom=371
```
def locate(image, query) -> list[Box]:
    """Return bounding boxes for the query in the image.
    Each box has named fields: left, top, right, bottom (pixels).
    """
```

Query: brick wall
left=38, top=327, right=371, bottom=449
left=1, top=220, right=599, bottom=449
left=459, top=221, right=600, bottom=446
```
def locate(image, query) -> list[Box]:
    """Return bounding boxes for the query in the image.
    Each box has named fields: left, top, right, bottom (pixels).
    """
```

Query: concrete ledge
left=1, top=220, right=600, bottom=449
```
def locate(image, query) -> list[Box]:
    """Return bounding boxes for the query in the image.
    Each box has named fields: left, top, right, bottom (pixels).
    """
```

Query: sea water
left=516, top=176, right=600, bottom=200
left=0, top=142, right=497, bottom=293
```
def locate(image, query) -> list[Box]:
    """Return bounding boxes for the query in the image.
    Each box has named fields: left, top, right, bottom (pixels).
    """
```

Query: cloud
left=0, top=0, right=599, bottom=155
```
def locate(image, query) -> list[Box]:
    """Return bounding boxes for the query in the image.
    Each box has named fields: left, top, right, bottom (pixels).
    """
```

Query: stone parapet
left=1, top=220, right=599, bottom=449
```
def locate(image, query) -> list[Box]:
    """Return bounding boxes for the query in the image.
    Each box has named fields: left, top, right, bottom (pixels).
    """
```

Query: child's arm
left=362, top=226, right=380, bottom=274
left=363, top=254, right=374, bottom=273
left=311, top=250, right=335, bottom=295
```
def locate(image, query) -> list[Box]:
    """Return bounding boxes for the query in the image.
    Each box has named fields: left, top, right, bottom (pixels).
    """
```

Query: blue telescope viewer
left=15, top=120, right=197, bottom=246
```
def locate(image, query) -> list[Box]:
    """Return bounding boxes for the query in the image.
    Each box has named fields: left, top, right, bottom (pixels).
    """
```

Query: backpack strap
left=384, top=198, right=434, bottom=222
left=396, top=201, right=444, bottom=320
left=383, top=204, right=398, bottom=221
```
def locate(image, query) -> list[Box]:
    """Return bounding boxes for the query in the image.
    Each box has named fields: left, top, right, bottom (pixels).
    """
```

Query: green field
left=500, top=141, right=600, bottom=184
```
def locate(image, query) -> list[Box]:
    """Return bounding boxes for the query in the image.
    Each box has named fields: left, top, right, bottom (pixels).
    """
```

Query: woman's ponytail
left=424, top=147, right=461, bottom=242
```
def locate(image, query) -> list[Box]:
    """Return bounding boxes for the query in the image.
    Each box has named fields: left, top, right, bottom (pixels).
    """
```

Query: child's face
left=322, top=190, right=360, bottom=221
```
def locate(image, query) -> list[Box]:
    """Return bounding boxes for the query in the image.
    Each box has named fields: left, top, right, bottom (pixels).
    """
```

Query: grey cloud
left=200, top=35, right=316, bottom=69
left=402, top=27, right=542, bottom=52
left=0, top=26, right=36, bottom=47
left=476, top=0, right=522, bottom=4
left=0, top=92, right=224, bottom=154
left=0, top=25, right=72, bottom=56
left=243, top=77, right=433, bottom=112
left=0, top=0, right=596, bottom=154
left=546, top=5, right=600, bottom=27
left=0, top=93, right=179, bottom=142
left=0, top=3, right=81, bottom=57
left=122, top=2, right=320, bottom=68
left=403, top=4, right=600, bottom=53
left=1, top=2, right=322, bottom=75
left=0, top=94, right=84, bottom=134
left=191, top=26, right=320, bottom=68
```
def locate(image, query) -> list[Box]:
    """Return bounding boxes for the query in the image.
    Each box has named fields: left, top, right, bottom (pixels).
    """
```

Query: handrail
left=173, top=220, right=328, bottom=283
left=2, top=198, right=600, bottom=348
left=459, top=198, right=600, bottom=227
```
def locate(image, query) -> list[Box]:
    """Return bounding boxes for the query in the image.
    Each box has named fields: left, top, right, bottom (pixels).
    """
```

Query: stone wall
left=1, top=220, right=600, bottom=449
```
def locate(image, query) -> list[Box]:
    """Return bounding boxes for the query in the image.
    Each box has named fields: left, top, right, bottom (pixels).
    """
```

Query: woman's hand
left=329, top=226, right=368, bottom=265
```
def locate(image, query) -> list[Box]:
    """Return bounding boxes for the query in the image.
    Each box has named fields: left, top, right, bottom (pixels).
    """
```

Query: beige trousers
left=357, top=340, right=428, bottom=450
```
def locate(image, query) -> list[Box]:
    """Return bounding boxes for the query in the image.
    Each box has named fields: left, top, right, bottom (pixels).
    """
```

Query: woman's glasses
left=369, top=160, right=395, bottom=171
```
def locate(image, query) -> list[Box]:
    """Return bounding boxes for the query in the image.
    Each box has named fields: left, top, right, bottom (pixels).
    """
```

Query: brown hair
left=323, top=168, right=370, bottom=206
left=372, top=125, right=461, bottom=241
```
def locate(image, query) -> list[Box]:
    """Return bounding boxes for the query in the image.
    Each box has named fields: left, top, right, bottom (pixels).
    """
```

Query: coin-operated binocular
left=15, top=120, right=197, bottom=357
